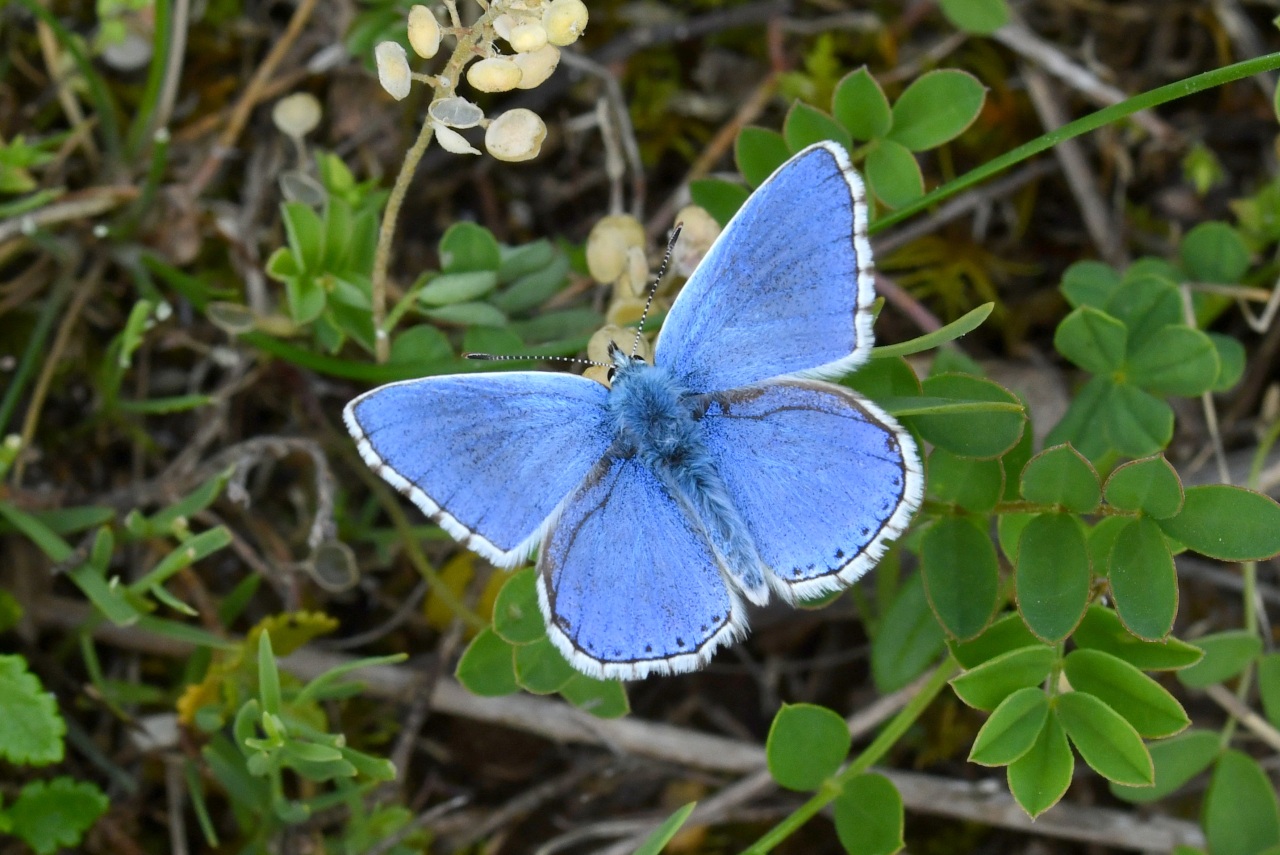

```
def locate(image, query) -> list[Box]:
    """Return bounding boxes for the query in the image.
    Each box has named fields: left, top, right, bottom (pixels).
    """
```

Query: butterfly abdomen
left=609, top=363, right=769, bottom=604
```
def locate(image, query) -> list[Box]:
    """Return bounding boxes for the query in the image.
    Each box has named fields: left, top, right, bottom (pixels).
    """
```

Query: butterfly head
left=606, top=340, right=648, bottom=384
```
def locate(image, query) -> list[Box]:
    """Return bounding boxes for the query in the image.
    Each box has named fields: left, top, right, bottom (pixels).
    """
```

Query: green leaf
left=1063, top=649, right=1189, bottom=738
left=490, top=251, right=570, bottom=314
left=871, top=572, right=947, bottom=692
left=455, top=629, right=519, bottom=697
left=833, top=67, right=892, bottom=141
left=1260, top=653, right=1280, bottom=729
left=513, top=637, right=576, bottom=694
left=921, top=516, right=999, bottom=640
left=969, top=687, right=1050, bottom=766
left=950, top=644, right=1057, bottom=711
left=735, top=126, right=791, bottom=188
left=284, top=276, right=326, bottom=325
left=1157, top=485, right=1280, bottom=561
left=766, top=703, right=851, bottom=791
left=1109, top=517, right=1178, bottom=641
left=633, top=803, right=697, bottom=855
left=1111, top=729, right=1221, bottom=803
left=1177, top=630, right=1262, bottom=689
left=418, top=271, right=499, bottom=307
left=1105, top=273, right=1183, bottom=351
left=389, top=324, right=453, bottom=366
left=1019, top=444, right=1101, bottom=512
left=887, top=70, right=986, bottom=151
left=1054, top=306, right=1127, bottom=374
left=1087, top=515, right=1129, bottom=574
left=938, top=0, right=1010, bottom=33
left=1007, top=714, right=1072, bottom=818
left=906, top=373, right=1025, bottom=459
left=1103, top=456, right=1184, bottom=518
left=834, top=773, right=904, bottom=855
left=559, top=675, right=629, bottom=719
left=423, top=301, right=508, bottom=328
left=1074, top=606, right=1203, bottom=671
left=1208, top=332, right=1246, bottom=392
left=1015, top=514, right=1090, bottom=643
left=689, top=178, right=750, bottom=226
left=8, top=777, right=109, bottom=855
left=865, top=139, right=924, bottom=209
left=871, top=303, right=994, bottom=359
left=1203, top=750, right=1280, bottom=855
left=1061, top=260, right=1121, bottom=309
left=439, top=222, right=501, bottom=273
left=281, top=201, right=325, bottom=272
left=927, top=448, right=1003, bottom=513
left=1180, top=222, right=1251, bottom=283
left=1055, top=691, right=1154, bottom=786
left=1107, top=382, right=1174, bottom=459
left=844, top=355, right=922, bottom=400
left=257, top=632, right=282, bottom=716
left=1126, top=326, right=1220, bottom=397
left=0, top=655, right=65, bottom=765
left=949, top=612, right=1041, bottom=669
left=497, top=239, right=555, bottom=281
left=782, top=102, right=852, bottom=153
left=491, top=568, right=545, bottom=644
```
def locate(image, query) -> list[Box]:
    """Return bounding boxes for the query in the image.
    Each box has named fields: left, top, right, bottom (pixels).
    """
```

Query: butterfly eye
left=607, top=367, right=617, bottom=382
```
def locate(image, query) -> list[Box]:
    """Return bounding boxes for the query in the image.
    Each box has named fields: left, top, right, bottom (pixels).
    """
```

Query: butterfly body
left=346, top=142, right=924, bottom=680
left=607, top=348, right=769, bottom=604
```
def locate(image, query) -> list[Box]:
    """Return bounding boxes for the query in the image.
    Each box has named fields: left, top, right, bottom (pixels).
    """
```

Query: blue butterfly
left=345, top=142, right=924, bottom=680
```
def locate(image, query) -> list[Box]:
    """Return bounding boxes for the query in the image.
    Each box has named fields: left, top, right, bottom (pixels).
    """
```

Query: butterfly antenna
left=463, top=352, right=609, bottom=368
left=631, top=224, right=683, bottom=358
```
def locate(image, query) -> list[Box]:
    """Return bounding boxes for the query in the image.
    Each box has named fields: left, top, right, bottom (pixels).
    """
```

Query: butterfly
left=345, top=141, right=924, bottom=680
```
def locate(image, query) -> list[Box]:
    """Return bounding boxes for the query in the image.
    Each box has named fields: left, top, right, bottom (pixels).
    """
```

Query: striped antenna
left=631, top=224, right=683, bottom=358
left=463, top=352, right=608, bottom=367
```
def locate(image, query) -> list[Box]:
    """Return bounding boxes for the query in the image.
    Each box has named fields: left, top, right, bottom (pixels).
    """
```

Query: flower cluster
left=580, top=207, right=721, bottom=385
left=374, top=0, right=588, bottom=162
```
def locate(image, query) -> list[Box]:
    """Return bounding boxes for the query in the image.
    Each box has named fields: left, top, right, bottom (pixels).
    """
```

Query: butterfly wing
left=537, top=452, right=745, bottom=679
left=344, top=372, right=612, bottom=567
left=656, top=142, right=875, bottom=393
left=697, top=379, right=923, bottom=599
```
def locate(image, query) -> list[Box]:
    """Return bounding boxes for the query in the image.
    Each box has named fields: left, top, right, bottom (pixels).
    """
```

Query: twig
left=560, top=51, right=646, bottom=219
left=1024, top=68, right=1126, bottom=268
left=1204, top=683, right=1280, bottom=754
left=13, top=259, right=102, bottom=485
left=0, top=186, right=139, bottom=242
left=995, top=21, right=1175, bottom=140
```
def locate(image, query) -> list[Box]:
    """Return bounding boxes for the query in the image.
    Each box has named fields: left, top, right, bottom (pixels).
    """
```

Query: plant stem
left=742, top=658, right=958, bottom=854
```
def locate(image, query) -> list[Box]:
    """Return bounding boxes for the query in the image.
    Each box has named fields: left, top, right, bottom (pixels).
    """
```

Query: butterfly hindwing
left=697, top=379, right=923, bottom=599
left=344, top=373, right=612, bottom=567
left=537, top=452, right=744, bottom=680
left=656, top=142, right=875, bottom=393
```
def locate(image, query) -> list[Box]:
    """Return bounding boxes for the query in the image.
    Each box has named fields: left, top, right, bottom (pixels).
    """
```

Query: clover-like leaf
left=887, top=70, right=986, bottom=151
left=833, top=67, right=892, bottom=141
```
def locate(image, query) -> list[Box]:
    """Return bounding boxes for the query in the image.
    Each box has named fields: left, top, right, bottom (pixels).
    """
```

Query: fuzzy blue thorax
left=607, top=351, right=769, bottom=604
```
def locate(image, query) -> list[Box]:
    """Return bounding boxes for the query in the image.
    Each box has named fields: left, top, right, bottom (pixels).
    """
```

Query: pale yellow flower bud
left=484, top=108, right=546, bottom=162
left=508, top=22, right=548, bottom=53
left=673, top=205, right=722, bottom=277
left=586, top=215, right=645, bottom=284
left=513, top=45, right=560, bottom=89
left=543, top=0, right=588, bottom=46
left=613, top=245, right=651, bottom=300
left=374, top=41, right=412, bottom=100
left=466, top=56, right=523, bottom=93
left=606, top=297, right=648, bottom=328
left=407, top=5, right=441, bottom=59
left=272, top=92, right=321, bottom=138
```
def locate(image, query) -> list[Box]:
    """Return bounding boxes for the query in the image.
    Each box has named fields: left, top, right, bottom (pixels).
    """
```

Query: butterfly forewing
left=344, top=372, right=612, bottom=567
left=655, top=142, right=876, bottom=393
